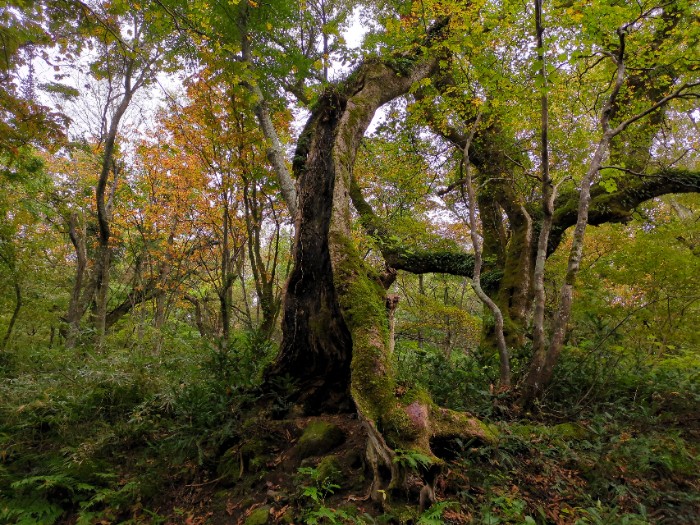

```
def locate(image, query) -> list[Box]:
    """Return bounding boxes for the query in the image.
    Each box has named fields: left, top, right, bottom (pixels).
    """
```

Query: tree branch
left=550, top=168, right=700, bottom=253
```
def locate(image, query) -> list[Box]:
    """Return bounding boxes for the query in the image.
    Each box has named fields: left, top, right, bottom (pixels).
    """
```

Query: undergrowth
left=0, top=330, right=276, bottom=524
left=1, top=331, right=697, bottom=524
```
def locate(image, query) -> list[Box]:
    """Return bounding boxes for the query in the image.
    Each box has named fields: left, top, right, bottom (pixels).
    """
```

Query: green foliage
left=298, top=466, right=340, bottom=505
left=394, top=340, right=496, bottom=416
left=417, top=501, right=456, bottom=525
left=480, top=495, right=532, bottom=525
left=0, top=0, right=699, bottom=523
left=0, top=328, right=268, bottom=523
left=305, top=505, right=350, bottom=525
left=392, top=448, right=433, bottom=470
left=296, top=465, right=353, bottom=525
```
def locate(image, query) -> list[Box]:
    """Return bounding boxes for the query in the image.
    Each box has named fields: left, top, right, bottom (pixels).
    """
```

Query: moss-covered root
left=429, top=405, right=499, bottom=445
left=361, top=400, right=498, bottom=507
left=330, top=231, right=498, bottom=506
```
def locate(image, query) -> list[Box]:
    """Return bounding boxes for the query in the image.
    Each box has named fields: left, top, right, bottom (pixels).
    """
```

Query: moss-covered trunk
left=264, top=91, right=354, bottom=414
left=267, top=53, right=496, bottom=504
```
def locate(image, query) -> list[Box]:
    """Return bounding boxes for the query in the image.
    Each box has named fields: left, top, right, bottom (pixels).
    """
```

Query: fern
left=0, top=496, right=64, bottom=525
left=417, top=501, right=456, bottom=525
left=392, top=449, right=434, bottom=470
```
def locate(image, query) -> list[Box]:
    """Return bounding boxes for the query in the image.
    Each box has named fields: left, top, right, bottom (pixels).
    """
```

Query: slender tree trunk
left=386, top=294, right=399, bottom=355
left=461, top=109, right=511, bottom=388
left=417, top=274, right=425, bottom=349
left=243, top=179, right=281, bottom=338
left=2, top=280, right=21, bottom=350
left=93, top=244, right=111, bottom=348
left=65, top=212, right=92, bottom=348
left=522, top=134, right=612, bottom=402
left=240, top=28, right=297, bottom=218
left=219, top=196, right=233, bottom=348
left=521, top=27, right=630, bottom=405
left=92, top=54, right=146, bottom=347
left=185, top=295, right=211, bottom=338
left=520, top=0, right=555, bottom=406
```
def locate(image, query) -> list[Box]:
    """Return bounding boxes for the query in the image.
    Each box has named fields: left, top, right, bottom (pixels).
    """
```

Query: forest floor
left=1, top=342, right=699, bottom=524
left=143, top=410, right=700, bottom=525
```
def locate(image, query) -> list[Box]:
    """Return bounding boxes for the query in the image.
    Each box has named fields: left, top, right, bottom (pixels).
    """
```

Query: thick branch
left=349, top=176, right=476, bottom=277
left=105, top=281, right=160, bottom=330
left=550, top=168, right=700, bottom=252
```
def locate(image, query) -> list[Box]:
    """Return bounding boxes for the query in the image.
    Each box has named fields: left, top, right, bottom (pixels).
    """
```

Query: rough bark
left=265, top=90, right=354, bottom=413
left=268, top=34, right=495, bottom=505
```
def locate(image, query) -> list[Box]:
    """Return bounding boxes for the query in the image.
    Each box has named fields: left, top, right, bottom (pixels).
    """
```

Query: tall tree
left=261, top=0, right=698, bottom=498
left=55, top=0, right=180, bottom=347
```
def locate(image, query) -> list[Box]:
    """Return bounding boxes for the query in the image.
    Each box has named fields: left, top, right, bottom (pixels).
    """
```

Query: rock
left=295, top=421, right=346, bottom=460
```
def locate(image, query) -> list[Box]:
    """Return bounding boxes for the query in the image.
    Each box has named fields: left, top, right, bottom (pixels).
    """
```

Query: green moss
left=484, top=422, right=500, bottom=441
left=331, top=231, right=397, bottom=426
left=398, top=386, right=433, bottom=407
left=316, top=455, right=343, bottom=487
left=382, top=501, right=420, bottom=524
left=509, top=423, right=541, bottom=438
left=552, top=422, right=592, bottom=441
left=296, top=421, right=346, bottom=460
left=244, top=506, right=271, bottom=525
left=509, top=422, right=590, bottom=442
left=332, top=234, right=389, bottom=340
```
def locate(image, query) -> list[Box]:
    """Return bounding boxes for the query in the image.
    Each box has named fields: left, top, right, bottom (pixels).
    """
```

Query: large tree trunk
left=264, top=90, right=354, bottom=414
left=266, top=49, right=495, bottom=504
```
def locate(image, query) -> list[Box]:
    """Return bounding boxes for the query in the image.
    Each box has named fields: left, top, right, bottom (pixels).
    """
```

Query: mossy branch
left=349, top=175, right=479, bottom=278
left=550, top=168, right=700, bottom=253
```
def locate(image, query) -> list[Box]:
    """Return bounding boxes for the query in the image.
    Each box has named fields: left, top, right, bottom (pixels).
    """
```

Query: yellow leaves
left=566, top=7, right=584, bottom=23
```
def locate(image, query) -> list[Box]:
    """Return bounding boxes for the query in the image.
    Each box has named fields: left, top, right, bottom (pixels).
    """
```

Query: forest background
left=1, top=0, right=699, bottom=523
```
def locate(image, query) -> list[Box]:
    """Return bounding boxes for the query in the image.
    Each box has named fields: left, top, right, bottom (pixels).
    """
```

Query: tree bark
left=267, top=40, right=495, bottom=503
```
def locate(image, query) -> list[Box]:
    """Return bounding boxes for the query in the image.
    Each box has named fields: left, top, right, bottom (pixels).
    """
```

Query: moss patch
left=316, top=455, right=344, bottom=487
left=552, top=422, right=593, bottom=441
left=295, top=421, right=346, bottom=460
left=244, top=506, right=271, bottom=525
